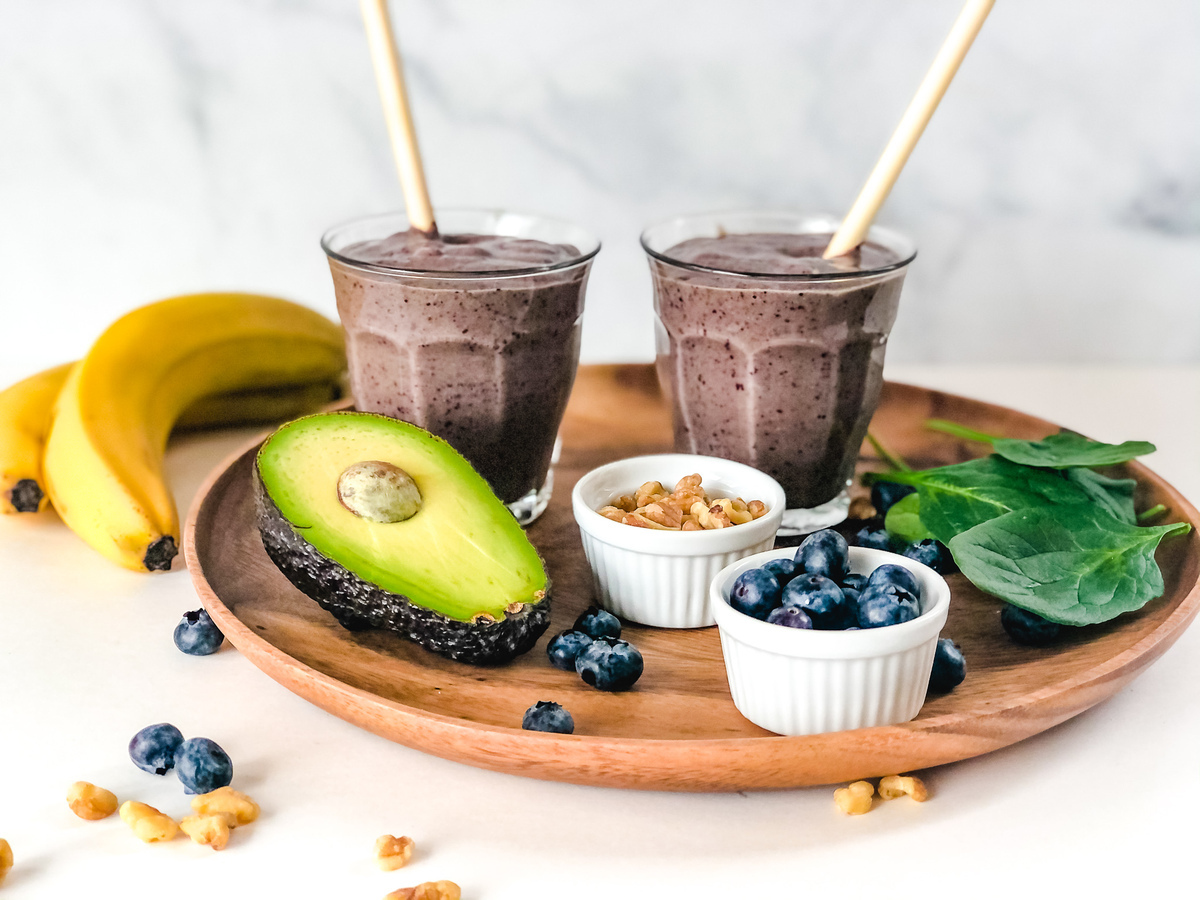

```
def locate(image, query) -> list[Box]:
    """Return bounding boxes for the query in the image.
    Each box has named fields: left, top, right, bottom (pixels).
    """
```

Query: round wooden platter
left=184, top=365, right=1200, bottom=792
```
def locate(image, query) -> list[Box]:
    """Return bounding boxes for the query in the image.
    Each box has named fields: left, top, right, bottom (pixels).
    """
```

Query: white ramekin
left=710, top=547, right=951, bottom=735
left=571, top=454, right=786, bottom=628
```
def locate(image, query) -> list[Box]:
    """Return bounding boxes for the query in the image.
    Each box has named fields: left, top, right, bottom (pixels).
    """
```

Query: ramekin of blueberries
left=709, top=529, right=954, bottom=736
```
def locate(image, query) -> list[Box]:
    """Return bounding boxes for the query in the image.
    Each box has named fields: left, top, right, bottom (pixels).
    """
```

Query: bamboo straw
left=360, top=0, right=437, bottom=235
left=823, top=0, right=994, bottom=259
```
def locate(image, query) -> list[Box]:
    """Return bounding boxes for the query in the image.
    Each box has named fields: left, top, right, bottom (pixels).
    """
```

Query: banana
left=175, top=378, right=346, bottom=431
left=1, top=366, right=344, bottom=515
left=0, top=362, right=74, bottom=513
left=43, top=293, right=346, bottom=572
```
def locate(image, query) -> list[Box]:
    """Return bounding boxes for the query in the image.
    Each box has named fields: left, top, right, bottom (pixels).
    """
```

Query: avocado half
left=253, top=412, right=551, bottom=665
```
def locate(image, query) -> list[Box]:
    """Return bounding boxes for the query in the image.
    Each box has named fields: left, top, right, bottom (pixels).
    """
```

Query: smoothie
left=323, top=212, right=598, bottom=522
left=644, top=216, right=914, bottom=523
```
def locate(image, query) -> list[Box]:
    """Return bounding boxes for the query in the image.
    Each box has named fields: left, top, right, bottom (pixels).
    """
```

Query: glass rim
left=321, top=208, right=601, bottom=279
left=640, top=209, right=917, bottom=281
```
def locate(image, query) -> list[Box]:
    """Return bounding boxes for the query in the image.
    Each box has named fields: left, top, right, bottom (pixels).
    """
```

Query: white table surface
left=2, top=363, right=1196, bottom=899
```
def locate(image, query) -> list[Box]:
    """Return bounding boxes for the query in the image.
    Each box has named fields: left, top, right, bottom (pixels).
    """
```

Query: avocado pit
left=337, top=460, right=422, bottom=523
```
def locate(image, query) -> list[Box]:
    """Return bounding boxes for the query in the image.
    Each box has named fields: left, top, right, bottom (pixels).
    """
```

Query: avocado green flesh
left=255, top=413, right=546, bottom=622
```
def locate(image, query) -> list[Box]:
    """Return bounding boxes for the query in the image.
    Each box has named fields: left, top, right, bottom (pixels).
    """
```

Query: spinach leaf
left=948, top=504, right=1190, bottom=625
left=1064, top=468, right=1137, bottom=525
left=884, top=492, right=933, bottom=543
left=925, top=419, right=1155, bottom=468
left=878, top=456, right=1093, bottom=545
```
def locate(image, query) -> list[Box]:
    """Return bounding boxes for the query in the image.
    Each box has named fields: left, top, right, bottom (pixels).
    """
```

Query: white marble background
left=2, top=0, right=1198, bottom=372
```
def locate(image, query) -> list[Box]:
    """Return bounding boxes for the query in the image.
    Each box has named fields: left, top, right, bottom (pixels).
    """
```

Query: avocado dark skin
left=254, top=475, right=551, bottom=665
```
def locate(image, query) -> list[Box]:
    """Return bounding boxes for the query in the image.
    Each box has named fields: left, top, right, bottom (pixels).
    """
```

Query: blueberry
left=573, top=606, right=621, bottom=640
left=766, top=606, right=814, bottom=629
left=1001, top=604, right=1063, bottom=646
left=794, top=529, right=849, bottom=583
left=782, top=574, right=853, bottom=630
left=928, top=637, right=967, bottom=693
left=129, top=723, right=184, bottom=776
left=857, top=586, right=919, bottom=628
left=575, top=638, right=644, bottom=691
left=760, top=558, right=799, bottom=586
left=902, top=539, right=956, bottom=574
left=729, top=568, right=783, bottom=620
left=522, top=701, right=574, bottom=734
left=854, top=527, right=894, bottom=552
left=866, top=563, right=921, bottom=600
left=174, top=737, right=233, bottom=794
left=841, top=573, right=868, bottom=592
left=842, top=587, right=861, bottom=606
left=870, top=481, right=915, bottom=516
left=173, top=609, right=224, bottom=656
left=547, top=630, right=594, bottom=671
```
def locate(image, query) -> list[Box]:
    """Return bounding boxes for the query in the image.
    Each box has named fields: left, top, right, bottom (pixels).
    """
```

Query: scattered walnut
left=833, top=781, right=875, bottom=815
left=385, top=880, right=461, bottom=900
left=67, top=781, right=118, bottom=820
left=180, top=814, right=231, bottom=850
left=848, top=495, right=877, bottom=520
left=375, top=834, right=415, bottom=871
left=119, top=801, right=178, bottom=843
left=191, top=786, right=260, bottom=825
left=878, top=774, right=928, bottom=802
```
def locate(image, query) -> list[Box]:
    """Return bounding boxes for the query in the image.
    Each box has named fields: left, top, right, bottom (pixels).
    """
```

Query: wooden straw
left=823, top=0, right=994, bottom=259
left=360, top=0, right=437, bottom=235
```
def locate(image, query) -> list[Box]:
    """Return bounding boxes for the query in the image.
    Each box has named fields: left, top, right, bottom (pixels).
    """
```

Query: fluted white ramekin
left=572, top=454, right=786, bottom=628
left=711, top=547, right=951, bottom=735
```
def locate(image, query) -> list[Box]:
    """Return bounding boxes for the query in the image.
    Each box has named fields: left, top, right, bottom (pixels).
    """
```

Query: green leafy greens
left=925, top=419, right=1156, bottom=469
left=948, top=505, right=1190, bottom=626
left=867, top=419, right=1188, bottom=625
left=884, top=492, right=933, bottom=543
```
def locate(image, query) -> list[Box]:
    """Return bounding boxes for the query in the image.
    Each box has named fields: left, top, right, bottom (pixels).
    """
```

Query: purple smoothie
left=647, top=228, right=911, bottom=512
left=325, top=222, right=594, bottom=511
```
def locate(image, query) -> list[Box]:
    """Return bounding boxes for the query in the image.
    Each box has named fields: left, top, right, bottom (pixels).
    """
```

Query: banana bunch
left=0, top=292, right=346, bottom=572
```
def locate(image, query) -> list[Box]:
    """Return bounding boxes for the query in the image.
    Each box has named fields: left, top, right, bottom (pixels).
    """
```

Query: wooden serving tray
left=184, top=365, right=1200, bottom=791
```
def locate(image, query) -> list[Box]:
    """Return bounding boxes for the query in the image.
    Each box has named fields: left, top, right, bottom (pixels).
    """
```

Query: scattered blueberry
left=546, top=630, right=594, bottom=671
left=928, top=638, right=967, bottom=693
left=766, top=606, right=814, bottom=629
left=794, top=530, right=849, bottom=583
left=760, top=558, right=799, bottom=586
left=854, top=527, right=894, bottom=552
left=522, top=701, right=574, bottom=734
left=866, top=563, right=920, bottom=598
left=174, top=737, right=233, bottom=794
left=870, top=481, right=916, bottom=516
left=1001, top=604, right=1063, bottom=646
left=902, top=539, right=956, bottom=574
left=842, top=573, right=868, bottom=593
left=129, top=723, right=184, bottom=776
left=782, top=574, right=854, bottom=629
left=573, top=606, right=621, bottom=640
left=575, top=638, right=644, bottom=691
left=173, top=609, right=224, bottom=656
left=730, top=568, right=784, bottom=620
left=857, top=586, right=919, bottom=629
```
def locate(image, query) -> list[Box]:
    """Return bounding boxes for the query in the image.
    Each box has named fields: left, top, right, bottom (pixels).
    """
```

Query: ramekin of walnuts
left=572, top=454, right=785, bottom=628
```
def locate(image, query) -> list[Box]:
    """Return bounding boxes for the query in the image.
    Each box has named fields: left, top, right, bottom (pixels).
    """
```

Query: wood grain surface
left=184, top=365, right=1200, bottom=791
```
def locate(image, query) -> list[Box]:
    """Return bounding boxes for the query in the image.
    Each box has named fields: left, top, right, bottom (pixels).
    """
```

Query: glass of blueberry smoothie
left=642, top=211, right=916, bottom=534
left=322, top=210, right=599, bottom=525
